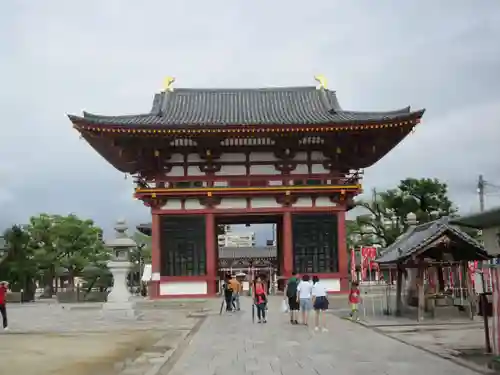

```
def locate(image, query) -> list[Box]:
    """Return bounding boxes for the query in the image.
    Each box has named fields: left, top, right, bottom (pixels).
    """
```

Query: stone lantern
left=406, top=212, right=418, bottom=226
left=102, top=219, right=136, bottom=316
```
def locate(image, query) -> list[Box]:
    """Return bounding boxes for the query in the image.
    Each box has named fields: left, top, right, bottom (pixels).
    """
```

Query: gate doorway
left=215, top=214, right=281, bottom=295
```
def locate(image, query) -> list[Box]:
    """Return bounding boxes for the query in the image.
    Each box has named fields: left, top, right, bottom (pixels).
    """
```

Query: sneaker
left=314, top=326, right=319, bottom=332
left=294, top=320, right=299, bottom=325
left=257, top=320, right=262, bottom=324
left=263, top=320, right=267, bottom=324
left=322, top=328, right=328, bottom=333
left=3, top=327, right=9, bottom=331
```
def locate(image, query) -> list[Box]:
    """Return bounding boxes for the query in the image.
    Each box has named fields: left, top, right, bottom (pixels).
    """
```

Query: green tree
left=0, top=225, right=37, bottom=301
left=352, top=178, right=457, bottom=248
left=26, top=213, right=108, bottom=296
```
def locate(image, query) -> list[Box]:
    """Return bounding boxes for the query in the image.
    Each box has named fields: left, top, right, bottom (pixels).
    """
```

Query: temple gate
left=69, top=76, right=424, bottom=298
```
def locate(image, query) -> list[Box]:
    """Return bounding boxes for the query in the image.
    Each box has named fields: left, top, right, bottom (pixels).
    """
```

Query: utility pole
left=478, top=175, right=485, bottom=212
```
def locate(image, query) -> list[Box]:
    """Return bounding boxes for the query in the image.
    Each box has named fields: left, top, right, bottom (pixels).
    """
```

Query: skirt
left=313, top=296, right=329, bottom=311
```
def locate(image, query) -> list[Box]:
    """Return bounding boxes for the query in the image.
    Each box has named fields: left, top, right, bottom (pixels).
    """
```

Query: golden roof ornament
left=162, top=76, right=176, bottom=92
left=314, top=75, right=327, bottom=90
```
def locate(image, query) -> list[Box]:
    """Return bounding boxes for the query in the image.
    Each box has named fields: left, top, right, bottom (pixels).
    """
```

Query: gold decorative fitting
left=207, top=191, right=212, bottom=197
left=285, top=190, right=291, bottom=196
left=154, top=150, right=160, bottom=157
left=206, top=149, right=211, bottom=156
left=162, top=76, right=176, bottom=92
left=151, top=193, right=157, bottom=198
left=314, top=75, right=327, bottom=90
left=336, top=147, right=341, bottom=154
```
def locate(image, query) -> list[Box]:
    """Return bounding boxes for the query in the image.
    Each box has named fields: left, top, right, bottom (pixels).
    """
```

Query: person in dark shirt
left=223, top=276, right=233, bottom=312
left=284, top=272, right=299, bottom=324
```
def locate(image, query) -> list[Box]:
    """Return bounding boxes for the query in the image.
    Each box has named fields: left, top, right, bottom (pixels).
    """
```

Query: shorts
left=351, top=303, right=359, bottom=311
left=299, top=298, right=312, bottom=312
left=313, top=296, right=329, bottom=311
left=288, top=296, right=299, bottom=311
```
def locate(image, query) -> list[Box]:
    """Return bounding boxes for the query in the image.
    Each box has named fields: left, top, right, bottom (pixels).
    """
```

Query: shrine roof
left=376, top=217, right=490, bottom=265
left=68, top=86, right=424, bottom=127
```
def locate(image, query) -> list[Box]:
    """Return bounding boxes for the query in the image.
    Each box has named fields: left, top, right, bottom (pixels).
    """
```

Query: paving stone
left=161, top=296, right=482, bottom=375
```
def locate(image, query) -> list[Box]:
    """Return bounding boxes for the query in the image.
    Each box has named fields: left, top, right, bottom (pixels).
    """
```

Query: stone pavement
left=161, top=297, right=481, bottom=375
left=0, top=302, right=203, bottom=375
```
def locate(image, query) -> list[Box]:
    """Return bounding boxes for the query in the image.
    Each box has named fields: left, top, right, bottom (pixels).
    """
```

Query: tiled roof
left=68, top=86, right=424, bottom=127
left=450, top=207, right=500, bottom=229
left=219, top=246, right=277, bottom=259
left=376, top=217, right=490, bottom=264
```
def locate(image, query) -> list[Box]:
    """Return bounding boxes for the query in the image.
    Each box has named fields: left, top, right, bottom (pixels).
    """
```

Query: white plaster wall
left=310, top=151, right=326, bottom=162
left=322, top=279, right=341, bottom=292
left=251, top=197, right=281, bottom=208
left=483, top=227, right=500, bottom=255
left=219, top=153, right=246, bottom=162
left=215, top=165, right=246, bottom=176
left=293, top=197, right=313, bottom=207
left=159, top=281, right=208, bottom=296
left=185, top=199, right=204, bottom=209
left=219, top=198, right=247, bottom=209
left=290, top=164, right=309, bottom=175
left=169, top=154, right=184, bottom=163
left=311, top=164, right=329, bottom=174
left=249, top=152, right=277, bottom=162
left=316, top=197, right=336, bottom=207
left=187, top=153, right=202, bottom=162
left=293, top=152, right=308, bottom=160
left=161, top=199, right=182, bottom=210
left=166, top=166, right=184, bottom=176
left=187, top=166, right=205, bottom=176
left=268, top=180, right=283, bottom=186
left=250, top=165, right=279, bottom=175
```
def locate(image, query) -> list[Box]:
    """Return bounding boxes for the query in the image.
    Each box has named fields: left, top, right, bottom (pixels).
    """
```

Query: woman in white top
left=312, top=275, right=329, bottom=332
left=297, top=275, right=313, bottom=325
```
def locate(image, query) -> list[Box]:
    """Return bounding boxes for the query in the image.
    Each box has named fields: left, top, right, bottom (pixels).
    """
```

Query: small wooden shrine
left=377, top=217, right=490, bottom=320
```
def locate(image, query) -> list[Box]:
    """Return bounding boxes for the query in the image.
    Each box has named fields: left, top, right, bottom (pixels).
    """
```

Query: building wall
left=483, top=226, right=500, bottom=255
left=218, top=232, right=256, bottom=248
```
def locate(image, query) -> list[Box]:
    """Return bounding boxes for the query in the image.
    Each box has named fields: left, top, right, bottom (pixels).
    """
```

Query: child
left=348, top=282, right=361, bottom=321
left=253, top=276, right=267, bottom=323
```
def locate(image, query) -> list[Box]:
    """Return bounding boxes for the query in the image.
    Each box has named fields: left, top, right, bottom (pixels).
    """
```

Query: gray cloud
left=1, top=1, right=500, bottom=240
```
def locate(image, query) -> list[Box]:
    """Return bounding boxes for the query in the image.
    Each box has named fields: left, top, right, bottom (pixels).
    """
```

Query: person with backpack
left=284, top=272, right=299, bottom=324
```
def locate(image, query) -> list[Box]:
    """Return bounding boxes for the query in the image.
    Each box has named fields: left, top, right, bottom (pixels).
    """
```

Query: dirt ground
left=0, top=330, right=167, bottom=375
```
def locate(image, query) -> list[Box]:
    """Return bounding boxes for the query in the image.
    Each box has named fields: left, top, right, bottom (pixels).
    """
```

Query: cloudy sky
left=1, top=1, right=499, bottom=241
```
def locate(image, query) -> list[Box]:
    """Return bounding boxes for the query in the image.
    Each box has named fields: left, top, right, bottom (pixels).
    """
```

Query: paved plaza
left=0, top=301, right=201, bottom=375
left=162, top=297, right=482, bottom=375
left=0, top=298, right=489, bottom=375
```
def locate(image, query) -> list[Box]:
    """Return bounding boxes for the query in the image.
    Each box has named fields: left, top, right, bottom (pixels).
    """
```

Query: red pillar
left=205, top=213, right=216, bottom=295
left=150, top=213, right=161, bottom=298
left=337, top=210, right=348, bottom=291
left=283, top=211, right=293, bottom=279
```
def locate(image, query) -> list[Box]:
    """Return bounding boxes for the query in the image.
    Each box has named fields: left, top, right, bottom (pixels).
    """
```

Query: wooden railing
left=134, top=171, right=362, bottom=190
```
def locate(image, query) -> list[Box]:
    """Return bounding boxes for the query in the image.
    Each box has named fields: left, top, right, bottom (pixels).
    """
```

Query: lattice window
left=160, top=216, right=206, bottom=276
left=292, top=213, right=339, bottom=273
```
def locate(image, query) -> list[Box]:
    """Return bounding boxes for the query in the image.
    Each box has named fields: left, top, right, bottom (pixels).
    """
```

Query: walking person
left=253, top=276, right=267, bottom=323
left=348, top=281, right=361, bottom=321
left=0, top=281, right=9, bottom=331
left=284, top=272, right=299, bottom=324
left=223, top=275, right=233, bottom=312
left=312, top=276, right=329, bottom=332
left=229, top=275, right=242, bottom=311
left=297, top=275, right=313, bottom=326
